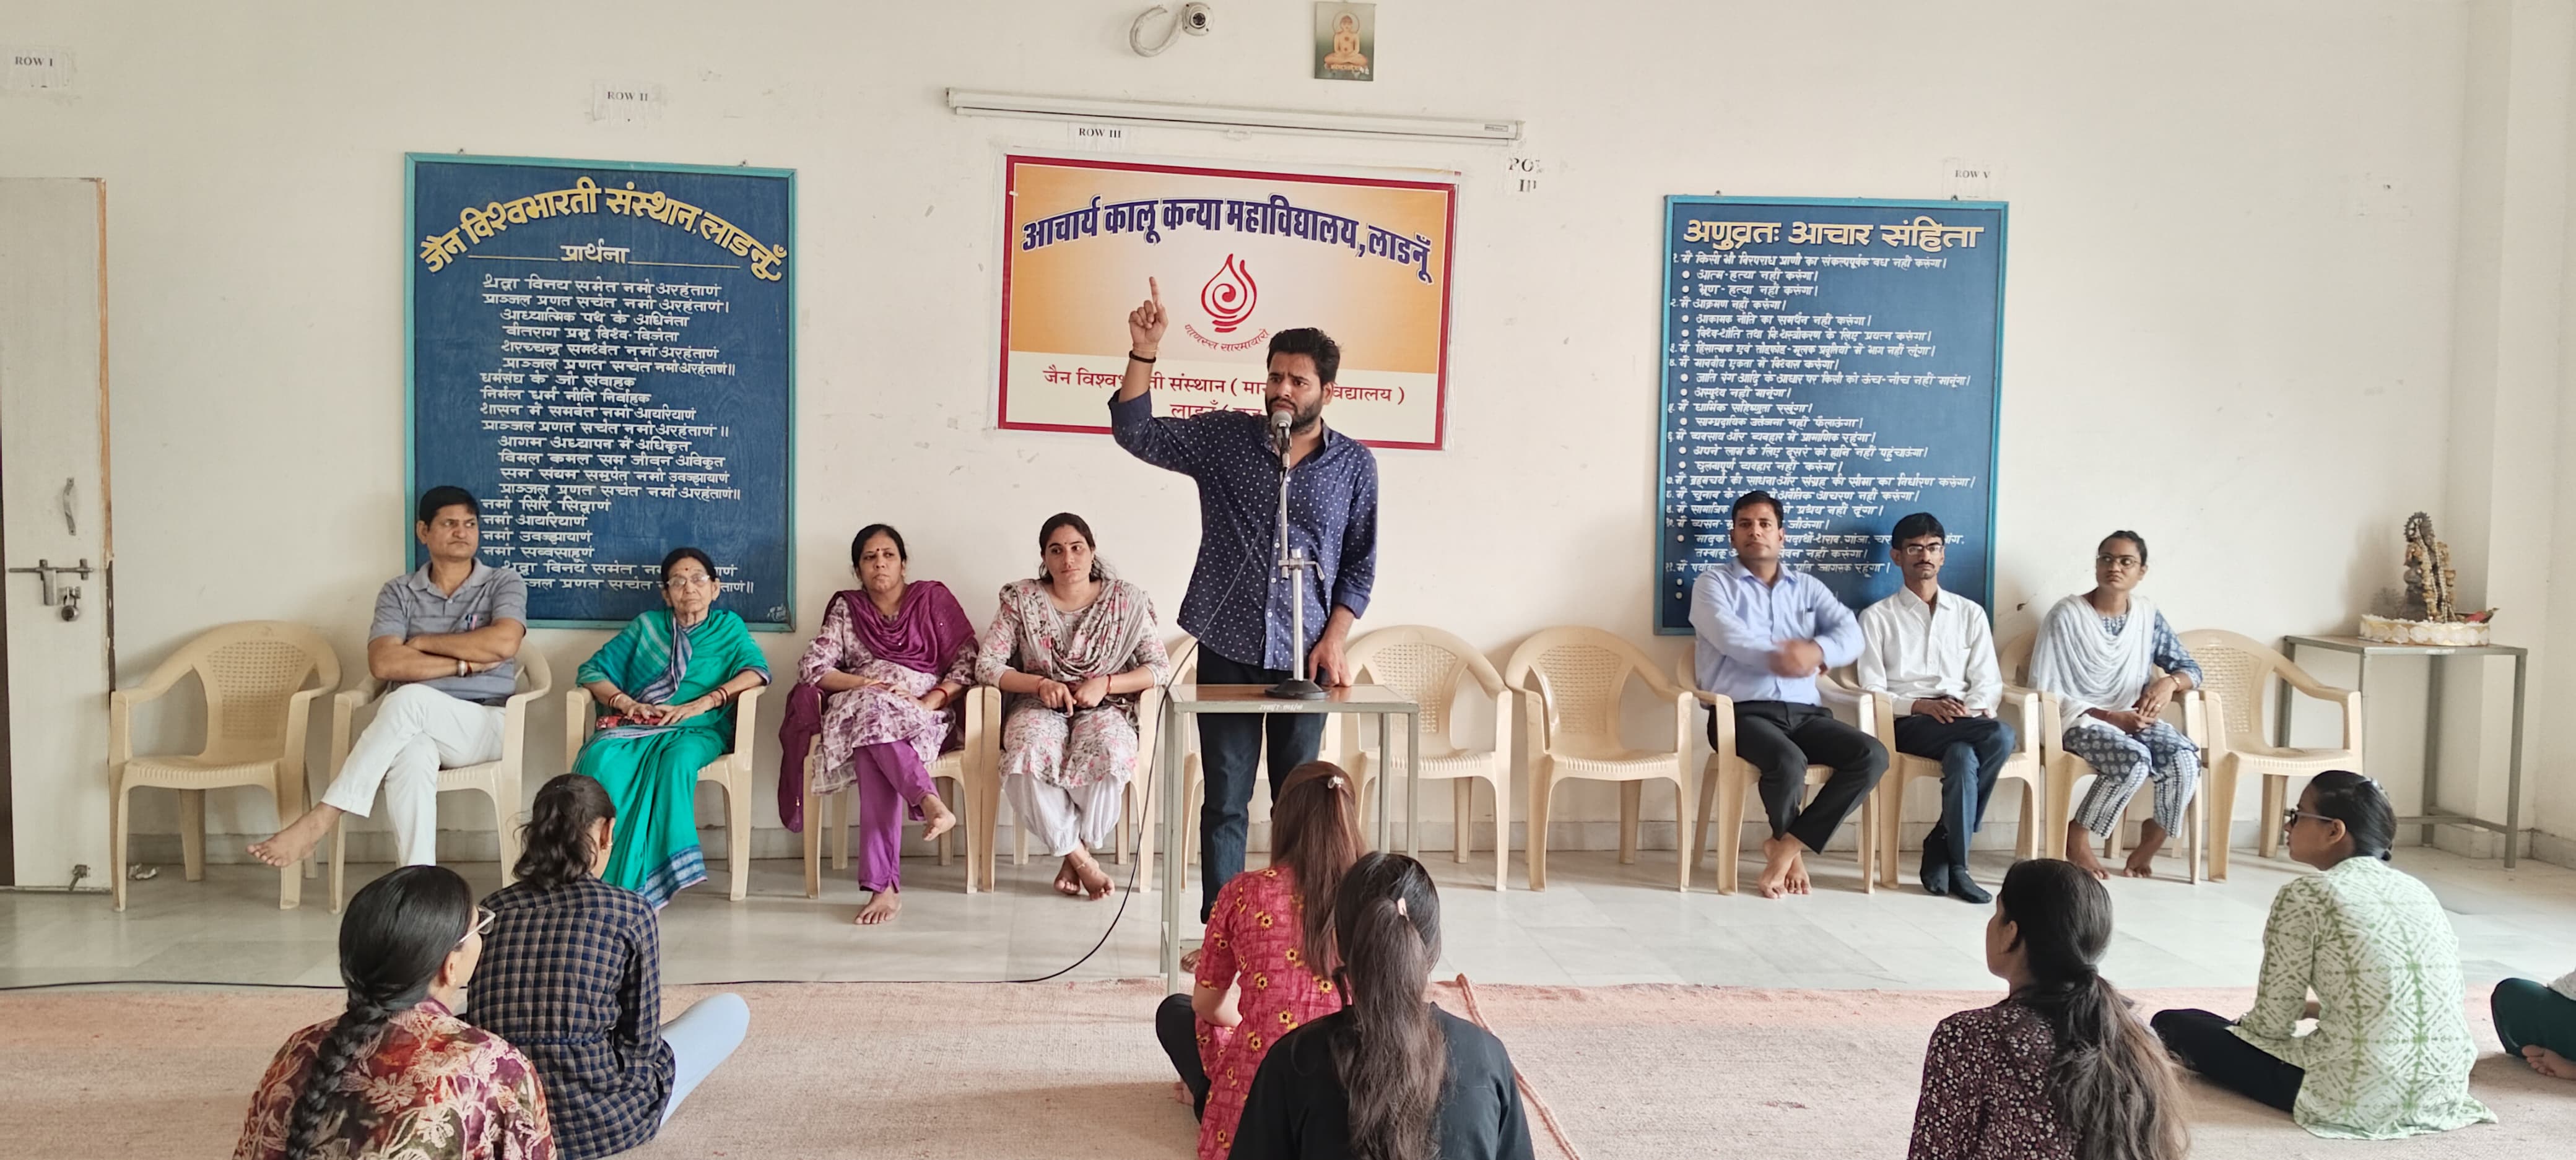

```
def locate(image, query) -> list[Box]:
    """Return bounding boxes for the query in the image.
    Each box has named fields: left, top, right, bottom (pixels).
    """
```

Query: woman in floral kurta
left=786, top=526, right=978, bottom=922
left=2152, top=773, right=2494, bottom=1140
left=236, top=864, right=551, bottom=1160
left=237, top=1000, right=553, bottom=1160
left=1191, top=866, right=1344, bottom=1160
left=976, top=514, right=1168, bottom=899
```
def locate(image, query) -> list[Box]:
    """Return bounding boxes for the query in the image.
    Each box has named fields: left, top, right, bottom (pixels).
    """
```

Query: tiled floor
left=6, top=846, right=2573, bottom=992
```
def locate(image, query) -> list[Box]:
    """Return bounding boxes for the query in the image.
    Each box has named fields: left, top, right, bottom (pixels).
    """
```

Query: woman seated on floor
left=571, top=547, right=771, bottom=908
left=1230, top=852, right=1534, bottom=1160
left=783, top=524, right=973, bottom=925
left=2151, top=771, right=2495, bottom=1139
left=1157, top=761, right=1362, bottom=1158
left=1909, top=858, right=2188, bottom=1160
left=467, top=774, right=750, bottom=1160
left=974, top=512, right=1168, bottom=900
left=2027, top=530, right=2204, bottom=880
left=235, top=865, right=552, bottom=1160
left=2492, top=969, right=2576, bottom=1081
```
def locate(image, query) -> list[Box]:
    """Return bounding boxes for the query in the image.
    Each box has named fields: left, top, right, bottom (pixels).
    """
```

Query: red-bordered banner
left=998, top=155, right=1456, bottom=449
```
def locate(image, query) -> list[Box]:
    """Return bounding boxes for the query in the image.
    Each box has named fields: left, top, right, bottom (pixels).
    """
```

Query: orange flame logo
left=1201, top=253, right=1257, bottom=334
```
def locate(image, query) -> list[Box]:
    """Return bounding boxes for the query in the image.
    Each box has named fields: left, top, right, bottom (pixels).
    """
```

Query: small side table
left=1157, top=683, right=1422, bottom=992
left=2279, top=634, right=2526, bottom=867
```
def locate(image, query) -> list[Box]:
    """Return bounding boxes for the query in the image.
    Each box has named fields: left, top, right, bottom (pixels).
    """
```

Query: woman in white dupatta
left=978, top=513, right=1172, bottom=900
left=2029, top=531, right=2204, bottom=880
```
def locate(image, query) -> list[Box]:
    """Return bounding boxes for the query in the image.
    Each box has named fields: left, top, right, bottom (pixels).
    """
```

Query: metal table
left=1157, top=683, right=1421, bottom=992
left=2280, top=634, right=2527, bottom=867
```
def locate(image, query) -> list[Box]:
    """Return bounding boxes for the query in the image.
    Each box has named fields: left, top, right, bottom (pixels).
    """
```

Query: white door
left=1, top=178, right=114, bottom=888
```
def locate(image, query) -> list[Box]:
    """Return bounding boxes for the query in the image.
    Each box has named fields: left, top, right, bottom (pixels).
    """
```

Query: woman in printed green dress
left=572, top=548, right=770, bottom=908
left=2150, top=771, right=2495, bottom=1140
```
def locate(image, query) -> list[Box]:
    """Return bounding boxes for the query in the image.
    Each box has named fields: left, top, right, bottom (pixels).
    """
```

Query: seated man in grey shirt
left=250, top=485, right=528, bottom=870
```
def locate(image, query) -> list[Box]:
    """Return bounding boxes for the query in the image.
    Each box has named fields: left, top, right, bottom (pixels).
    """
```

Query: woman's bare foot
left=2065, top=827, right=2113, bottom=881
left=2526, top=1045, right=2576, bottom=1080
left=2123, top=821, right=2169, bottom=878
left=1180, top=947, right=1203, bottom=973
left=1756, top=835, right=1804, bottom=899
left=1171, top=1080, right=1193, bottom=1106
left=916, top=794, right=956, bottom=844
left=247, top=805, right=342, bottom=868
left=1069, top=851, right=1114, bottom=899
left=855, top=890, right=901, bottom=925
left=1053, top=857, right=1085, bottom=897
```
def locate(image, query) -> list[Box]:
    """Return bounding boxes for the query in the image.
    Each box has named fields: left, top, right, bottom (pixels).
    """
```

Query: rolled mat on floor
left=1, top=980, right=2561, bottom=1159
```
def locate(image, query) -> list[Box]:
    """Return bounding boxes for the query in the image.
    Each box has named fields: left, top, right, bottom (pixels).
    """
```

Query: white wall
left=7, top=0, right=2546, bottom=862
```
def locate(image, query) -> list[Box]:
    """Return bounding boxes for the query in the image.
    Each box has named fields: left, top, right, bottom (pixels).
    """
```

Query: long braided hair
left=1997, top=859, right=2189, bottom=1160
left=282, top=864, right=475, bottom=1160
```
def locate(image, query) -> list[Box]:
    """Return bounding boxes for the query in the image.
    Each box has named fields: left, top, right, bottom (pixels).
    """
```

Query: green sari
left=573, top=608, right=770, bottom=907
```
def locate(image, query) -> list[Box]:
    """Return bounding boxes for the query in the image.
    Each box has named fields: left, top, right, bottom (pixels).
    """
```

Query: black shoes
left=1921, top=854, right=1992, bottom=904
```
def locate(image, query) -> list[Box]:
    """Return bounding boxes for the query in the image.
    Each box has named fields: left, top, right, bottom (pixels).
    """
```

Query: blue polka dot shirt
left=1110, top=391, right=1379, bottom=670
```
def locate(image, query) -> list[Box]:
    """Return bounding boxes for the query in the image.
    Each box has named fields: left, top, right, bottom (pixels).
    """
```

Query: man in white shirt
left=1855, top=513, right=2014, bottom=902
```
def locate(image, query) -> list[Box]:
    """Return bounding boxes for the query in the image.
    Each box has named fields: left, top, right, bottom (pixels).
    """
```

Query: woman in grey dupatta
left=977, top=513, right=1171, bottom=899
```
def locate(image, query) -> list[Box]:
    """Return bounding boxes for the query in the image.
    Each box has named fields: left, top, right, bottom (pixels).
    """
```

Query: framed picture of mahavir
left=1315, top=2, right=1376, bottom=81
left=997, top=154, right=1455, bottom=449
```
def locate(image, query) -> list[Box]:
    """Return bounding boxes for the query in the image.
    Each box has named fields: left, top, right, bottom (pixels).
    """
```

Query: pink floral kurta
left=797, top=594, right=977, bottom=795
left=1194, top=867, right=1342, bottom=1160
left=235, top=999, right=552, bottom=1160
left=975, top=578, right=1169, bottom=789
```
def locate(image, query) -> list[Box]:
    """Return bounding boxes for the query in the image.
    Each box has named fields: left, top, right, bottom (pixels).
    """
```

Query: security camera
left=1132, top=3, right=1213, bottom=56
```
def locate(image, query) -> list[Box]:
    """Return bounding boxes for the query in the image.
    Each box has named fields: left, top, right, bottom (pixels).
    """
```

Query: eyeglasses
left=2096, top=554, right=2143, bottom=569
left=1894, top=543, right=1944, bottom=558
left=459, top=906, right=495, bottom=946
left=664, top=575, right=715, bottom=590
left=2281, top=808, right=2333, bottom=829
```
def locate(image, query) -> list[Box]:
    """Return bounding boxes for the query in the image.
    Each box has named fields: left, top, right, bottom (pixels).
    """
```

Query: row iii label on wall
left=998, top=155, right=1456, bottom=449
left=407, top=154, right=797, bottom=630
left=1655, top=197, right=2007, bottom=633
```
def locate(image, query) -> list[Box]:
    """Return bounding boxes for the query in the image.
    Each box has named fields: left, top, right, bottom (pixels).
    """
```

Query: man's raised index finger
left=1149, top=276, right=1162, bottom=305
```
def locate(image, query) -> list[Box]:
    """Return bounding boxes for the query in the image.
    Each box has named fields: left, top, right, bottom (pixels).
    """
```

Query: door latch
left=7, top=558, right=94, bottom=610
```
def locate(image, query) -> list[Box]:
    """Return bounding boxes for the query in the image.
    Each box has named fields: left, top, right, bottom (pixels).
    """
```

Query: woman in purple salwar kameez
left=786, top=526, right=975, bottom=925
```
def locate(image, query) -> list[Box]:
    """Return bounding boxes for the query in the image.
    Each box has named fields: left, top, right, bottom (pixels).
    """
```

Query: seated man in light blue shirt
left=1690, top=490, right=1887, bottom=899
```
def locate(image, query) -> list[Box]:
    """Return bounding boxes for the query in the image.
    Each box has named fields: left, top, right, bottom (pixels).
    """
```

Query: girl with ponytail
left=468, top=773, right=749, bottom=1159
left=235, top=864, right=552, bottom=1159
left=1157, top=762, right=1362, bottom=1159
left=1230, top=852, right=1533, bottom=1160
left=2152, top=772, right=2493, bottom=1140
left=1910, top=858, right=2185, bottom=1160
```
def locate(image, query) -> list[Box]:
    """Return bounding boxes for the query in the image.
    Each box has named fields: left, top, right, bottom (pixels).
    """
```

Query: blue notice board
left=1655, top=197, right=2006, bottom=634
left=407, top=154, right=794, bottom=630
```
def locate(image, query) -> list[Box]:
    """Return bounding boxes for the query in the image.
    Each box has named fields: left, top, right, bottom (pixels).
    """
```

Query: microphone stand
left=1265, top=423, right=1327, bottom=701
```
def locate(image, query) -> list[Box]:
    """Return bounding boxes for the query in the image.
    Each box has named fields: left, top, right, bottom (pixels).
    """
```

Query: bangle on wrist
left=1128, top=350, right=1157, bottom=364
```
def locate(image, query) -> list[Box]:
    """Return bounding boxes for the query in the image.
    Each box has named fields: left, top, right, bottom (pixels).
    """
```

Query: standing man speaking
left=1109, top=279, right=1380, bottom=922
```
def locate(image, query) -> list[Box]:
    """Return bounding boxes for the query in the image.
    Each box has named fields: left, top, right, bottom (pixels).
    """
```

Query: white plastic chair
left=1833, top=665, right=2047, bottom=888
left=1344, top=626, right=1514, bottom=890
left=1685, top=659, right=1879, bottom=894
left=801, top=684, right=996, bottom=896
left=2178, top=628, right=2362, bottom=880
left=329, top=648, right=553, bottom=911
left=1998, top=630, right=2211, bottom=881
left=108, top=621, right=340, bottom=911
left=564, top=675, right=765, bottom=902
left=1505, top=628, right=1697, bottom=891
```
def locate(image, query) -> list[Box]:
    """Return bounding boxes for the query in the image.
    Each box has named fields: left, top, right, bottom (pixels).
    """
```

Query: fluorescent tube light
left=945, top=89, right=1521, bottom=145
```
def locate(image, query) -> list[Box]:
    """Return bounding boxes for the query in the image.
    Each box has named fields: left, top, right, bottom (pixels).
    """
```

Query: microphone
left=1269, top=407, right=1294, bottom=457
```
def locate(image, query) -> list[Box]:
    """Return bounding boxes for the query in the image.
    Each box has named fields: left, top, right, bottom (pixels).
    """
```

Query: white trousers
left=319, top=685, right=504, bottom=865
left=1004, top=774, right=1128, bottom=858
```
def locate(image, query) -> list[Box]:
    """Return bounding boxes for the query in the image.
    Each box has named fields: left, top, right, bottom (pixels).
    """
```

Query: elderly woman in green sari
left=573, top=548, right=772, bottom=907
